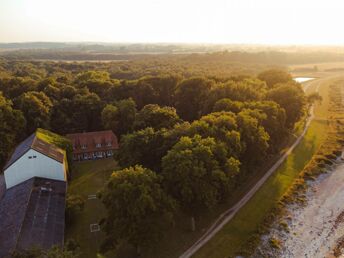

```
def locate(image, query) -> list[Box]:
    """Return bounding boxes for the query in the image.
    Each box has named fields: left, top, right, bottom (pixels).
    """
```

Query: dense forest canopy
left=0, top=54, right=311, bottom=255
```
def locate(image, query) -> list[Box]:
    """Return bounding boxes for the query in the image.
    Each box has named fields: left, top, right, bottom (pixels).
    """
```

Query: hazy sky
left=1, top=0, right=344, bottom=44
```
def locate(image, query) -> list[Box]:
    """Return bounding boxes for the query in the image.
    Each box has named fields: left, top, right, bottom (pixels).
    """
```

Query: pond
left=294, top=77, right=315, bottom=83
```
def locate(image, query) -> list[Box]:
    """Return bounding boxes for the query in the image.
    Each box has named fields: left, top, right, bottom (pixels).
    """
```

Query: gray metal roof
left=0, top=177, right=66, bottom=257
left=3, top=133, right=36, bottom=170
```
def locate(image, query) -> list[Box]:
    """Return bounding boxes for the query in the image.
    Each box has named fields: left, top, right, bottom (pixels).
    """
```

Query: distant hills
left=0, top=42, right=70, bottom=49
left=2, top=42, right=344, bottom=64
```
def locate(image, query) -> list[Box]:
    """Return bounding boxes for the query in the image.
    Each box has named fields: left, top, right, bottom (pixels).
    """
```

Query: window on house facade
left=81, top=144, right=87, bottom=149
left=107, top=142, right=112, bottom=147
left=96, top=143, right=101, bottom=148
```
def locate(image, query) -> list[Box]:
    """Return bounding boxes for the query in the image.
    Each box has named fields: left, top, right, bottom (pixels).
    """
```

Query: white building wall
left=4, top=149, right=66, bottom=189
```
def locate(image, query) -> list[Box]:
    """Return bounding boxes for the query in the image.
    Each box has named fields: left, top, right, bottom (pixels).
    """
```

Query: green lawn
left=66, top=158, right=119, bottom=258
left=193, top=80, right=330, bottom=258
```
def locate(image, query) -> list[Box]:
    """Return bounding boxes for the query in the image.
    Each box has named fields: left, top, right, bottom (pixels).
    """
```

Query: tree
left=118, top=127, right=166, bottom=171
left=50, top=98, right=74, bottom=134
left=243, top=101, right=286, bottom=148
left=11, top=239, right=81, bottom=258
left=60, top=85, right=77, bottom=99
left=44, top=84, right=61, bottom=101
left=189, top=112, right=242, bottom=158
left=258, top=69, right=292, bottom=88
left=16, top=91, right=52, bottom=134
left=0, top=77, right=37, bottom=99
left=139, top=75, right=180, bottom=106
left=72, top=91, right=104, bottom=132
left=75, top=71, right=111, bottom=84
left=236, top=110, right=270, bottom=167
left=65, top=194, right=85, bottom=225
left=213, top=99, right=286, bottom=150
left=206, top=79, right=264, bottom=113
left=266, top=82, right=306, bottom=128
left=101, top=98, right=137, bottom=136
left=132, top=81, right=158, bottom=109
left=174, top=77, right=212, bottom=121
left=76, top=73, right=113, bottom=100
left=134, top=104, right=181, bottom=130
left=162, top=135, right=240, bottom=219
left=213, top=99, right=244, bottom=113
left=307, top=92, right=322, bottom=104
left=100, top=166, right=176, bottom=255
left=0, top=92, right=26, bottom=166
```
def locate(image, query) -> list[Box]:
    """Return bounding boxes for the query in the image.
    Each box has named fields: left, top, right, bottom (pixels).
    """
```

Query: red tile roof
left=66, top=130, right=119, bottom=154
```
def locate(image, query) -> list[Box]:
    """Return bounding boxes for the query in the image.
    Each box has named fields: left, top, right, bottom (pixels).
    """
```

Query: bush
left=66, top=194, right=85, bottom=225
left=269, top=237, right=281, bottom=249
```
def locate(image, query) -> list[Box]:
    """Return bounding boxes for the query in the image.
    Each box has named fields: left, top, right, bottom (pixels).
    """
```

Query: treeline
left=0, top=57, right=266, bottom=80
left=0, top=59, right=310, bottom=255
left=98, top=69, right=308, bottom=255
left=3, top=48, right=344, bottom=64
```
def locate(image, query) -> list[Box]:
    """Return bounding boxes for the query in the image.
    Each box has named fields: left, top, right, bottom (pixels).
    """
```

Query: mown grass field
left=65, top=158, right=119, bottom=258
left=193, top=77, right=332, bottom=258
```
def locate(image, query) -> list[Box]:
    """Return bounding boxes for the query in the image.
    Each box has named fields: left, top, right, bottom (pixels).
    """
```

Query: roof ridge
left=30, top=133, right=38, bottom=147
left=3, top=133, right=36, bottom=171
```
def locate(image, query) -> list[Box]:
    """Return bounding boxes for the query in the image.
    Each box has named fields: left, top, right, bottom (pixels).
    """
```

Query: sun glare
left=0, top=0, right=344, bottom=44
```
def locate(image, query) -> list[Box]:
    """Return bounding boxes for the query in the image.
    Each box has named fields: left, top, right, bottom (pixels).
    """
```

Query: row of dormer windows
left=74, top=142, right=112, bottom=150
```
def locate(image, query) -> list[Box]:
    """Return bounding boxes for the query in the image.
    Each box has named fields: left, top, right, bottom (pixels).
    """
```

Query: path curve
left=179, top=78, right=323, bottom=258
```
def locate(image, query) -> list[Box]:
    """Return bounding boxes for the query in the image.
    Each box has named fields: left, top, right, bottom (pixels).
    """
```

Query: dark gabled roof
left=3, top=133, right=36, bottom=170
left=0, top=179, right=32, bottom=257
left=3, top=133, right=65, bottom=171
left=0, top=177, right=66, bottom=257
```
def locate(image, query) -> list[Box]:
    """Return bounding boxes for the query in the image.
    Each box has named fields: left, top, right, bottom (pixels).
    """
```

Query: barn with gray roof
left=0, top=131, right=68, bottom=256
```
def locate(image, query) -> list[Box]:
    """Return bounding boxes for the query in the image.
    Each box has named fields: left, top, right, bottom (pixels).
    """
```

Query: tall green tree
left=134, top=104, right=181, bottom=130
left=101, top=98, right=137, bottom=135
left=100, top=166, right=176, bottom=255
left=162, top=135, right=240, bottom=218
left=236, top=110, right=270, bottom=167
left=0, top=77, right=37, bottom=99
left=206, top=79, right=263, bottom=112
left=16, top=91, right=52, bottom=134
left=258, top=69, right=292, bottom=88
left=118, top=127, right=166, bottom=171
left=214, top=100, right=286, bottom=148
left=174, top=77, right=212, bottom=121
left=189, top=112, right=242, bottom=158
left=266, top=82, right=306, bottom=128
left=72, top=91, right=104, bottom=132
left=0, top=92, right=26, bottom=166
left=140, top=75, right=180, bottom=106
